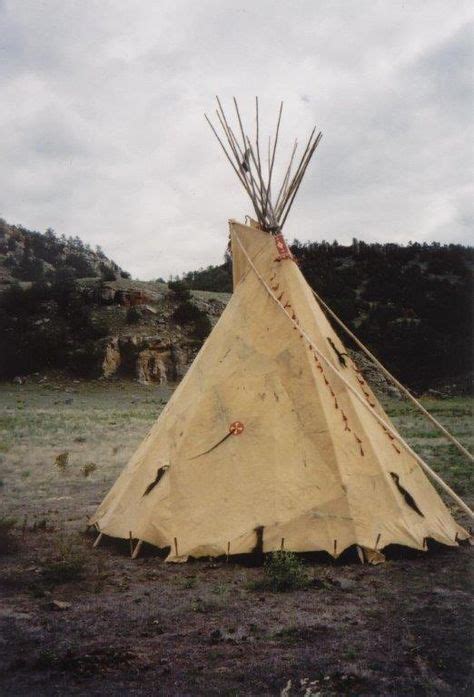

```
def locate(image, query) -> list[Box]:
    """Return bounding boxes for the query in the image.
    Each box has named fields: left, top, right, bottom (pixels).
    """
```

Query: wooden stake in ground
left=132, top=540, right=143, bottom=560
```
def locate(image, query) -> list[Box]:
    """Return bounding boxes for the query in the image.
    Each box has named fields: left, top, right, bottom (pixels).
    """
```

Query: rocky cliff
left=0, top=218, right=230, bottom=382
left=101, top=335, right=191, bottom=384
left=92, top=284, right=227, bottom=384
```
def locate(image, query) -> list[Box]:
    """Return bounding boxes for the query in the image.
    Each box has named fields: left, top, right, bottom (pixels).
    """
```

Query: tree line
left=182, top=239, right=473, bottom=392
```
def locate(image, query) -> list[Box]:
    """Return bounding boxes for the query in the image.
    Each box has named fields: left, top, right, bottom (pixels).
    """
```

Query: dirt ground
left=0, top=381, right=472, bottom=696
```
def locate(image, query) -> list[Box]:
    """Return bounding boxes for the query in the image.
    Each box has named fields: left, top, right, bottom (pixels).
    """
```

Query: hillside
left=0, top=219, right=227, bottom=384
left=0, top=219, right=472, bottom=392
left=0, top=218, right=125, bottom=284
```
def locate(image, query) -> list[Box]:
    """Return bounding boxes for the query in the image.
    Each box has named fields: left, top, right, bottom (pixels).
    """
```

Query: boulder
left=136, top=349, right=171, bottom=385
left=102, top=337, right=121, bottom=378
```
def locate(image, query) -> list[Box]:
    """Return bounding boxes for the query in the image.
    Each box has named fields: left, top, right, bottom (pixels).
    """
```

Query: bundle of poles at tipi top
left=205, top=97, right=322, bottom=233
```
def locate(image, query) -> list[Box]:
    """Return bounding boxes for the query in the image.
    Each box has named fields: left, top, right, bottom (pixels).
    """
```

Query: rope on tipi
left=234, top=231, right=473, bottom=520
left=310, top=287, right=474, bottom=463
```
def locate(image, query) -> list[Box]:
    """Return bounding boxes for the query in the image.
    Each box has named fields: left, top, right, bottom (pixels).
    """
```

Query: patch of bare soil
left=0, top=384, right=472, bottom=695
left=0, top=530, right=472, bottom=696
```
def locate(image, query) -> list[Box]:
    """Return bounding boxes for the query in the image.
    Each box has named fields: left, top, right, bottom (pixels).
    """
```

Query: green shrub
left=43, top=558, right=85, bottom=584
left=64, top=252, right=97, bottom=278
left=35, top=649, right=60, bottom=669
left=249, top=551, right=310, bottom=592
left=192, top=313, right=212, bottom=341
left=0, top=278, right=110, bottom=378
left=172, top=300, right=202, bottom=324
left=81, top=462, right=97, bottom=478
left=168, top=280, right=192, bottom=301
left=0, top=516, right=17, bottom=554
left=180, top=576, right=196, bottom=589
left=100, top=266, right=116, bottom=281
left=126, top=307, right=141, bottom=325
left=42, top=535, right=86, bottom=584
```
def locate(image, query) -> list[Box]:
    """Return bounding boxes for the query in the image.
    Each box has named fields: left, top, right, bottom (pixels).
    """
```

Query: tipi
left=90, top=99, right=472, bottom=562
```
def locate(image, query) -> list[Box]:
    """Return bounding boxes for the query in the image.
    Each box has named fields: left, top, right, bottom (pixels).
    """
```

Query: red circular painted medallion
left=229, top=421, right=244, bottom=435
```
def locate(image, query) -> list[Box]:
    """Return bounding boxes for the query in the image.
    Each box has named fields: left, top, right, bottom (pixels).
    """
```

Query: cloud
left=0, top=0, right=472, bottom=278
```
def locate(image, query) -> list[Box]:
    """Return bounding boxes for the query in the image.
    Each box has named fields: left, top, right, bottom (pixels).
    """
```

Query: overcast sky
left=0, top=1, right=472, bottom=279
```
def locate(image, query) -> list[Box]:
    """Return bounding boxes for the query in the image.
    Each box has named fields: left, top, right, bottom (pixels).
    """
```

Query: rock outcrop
left=98, top=284, right=163, bottom=306
left=101, top=335, right=195, bottom=384
left=102, top=338, right=122, bottom=378
left=136, top=349, right=171, bottom=385
left=349, top=350, right=402, bottom=399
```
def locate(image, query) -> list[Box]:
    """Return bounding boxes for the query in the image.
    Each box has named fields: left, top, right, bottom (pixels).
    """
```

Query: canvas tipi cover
left=90, top=220, right=468, bottom=560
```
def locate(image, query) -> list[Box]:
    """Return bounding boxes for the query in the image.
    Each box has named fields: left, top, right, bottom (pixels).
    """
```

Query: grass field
left=0, top=381, right=472, bottom=696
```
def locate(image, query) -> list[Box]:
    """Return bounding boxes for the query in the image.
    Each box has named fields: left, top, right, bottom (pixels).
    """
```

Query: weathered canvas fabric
left=90, top=221, right=468, bottom=560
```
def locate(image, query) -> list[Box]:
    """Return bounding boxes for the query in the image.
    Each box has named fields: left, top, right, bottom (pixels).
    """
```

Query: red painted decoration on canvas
left=229, top=421, right=245, bottom=435
left=274, top=233, right=293, bottom=261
